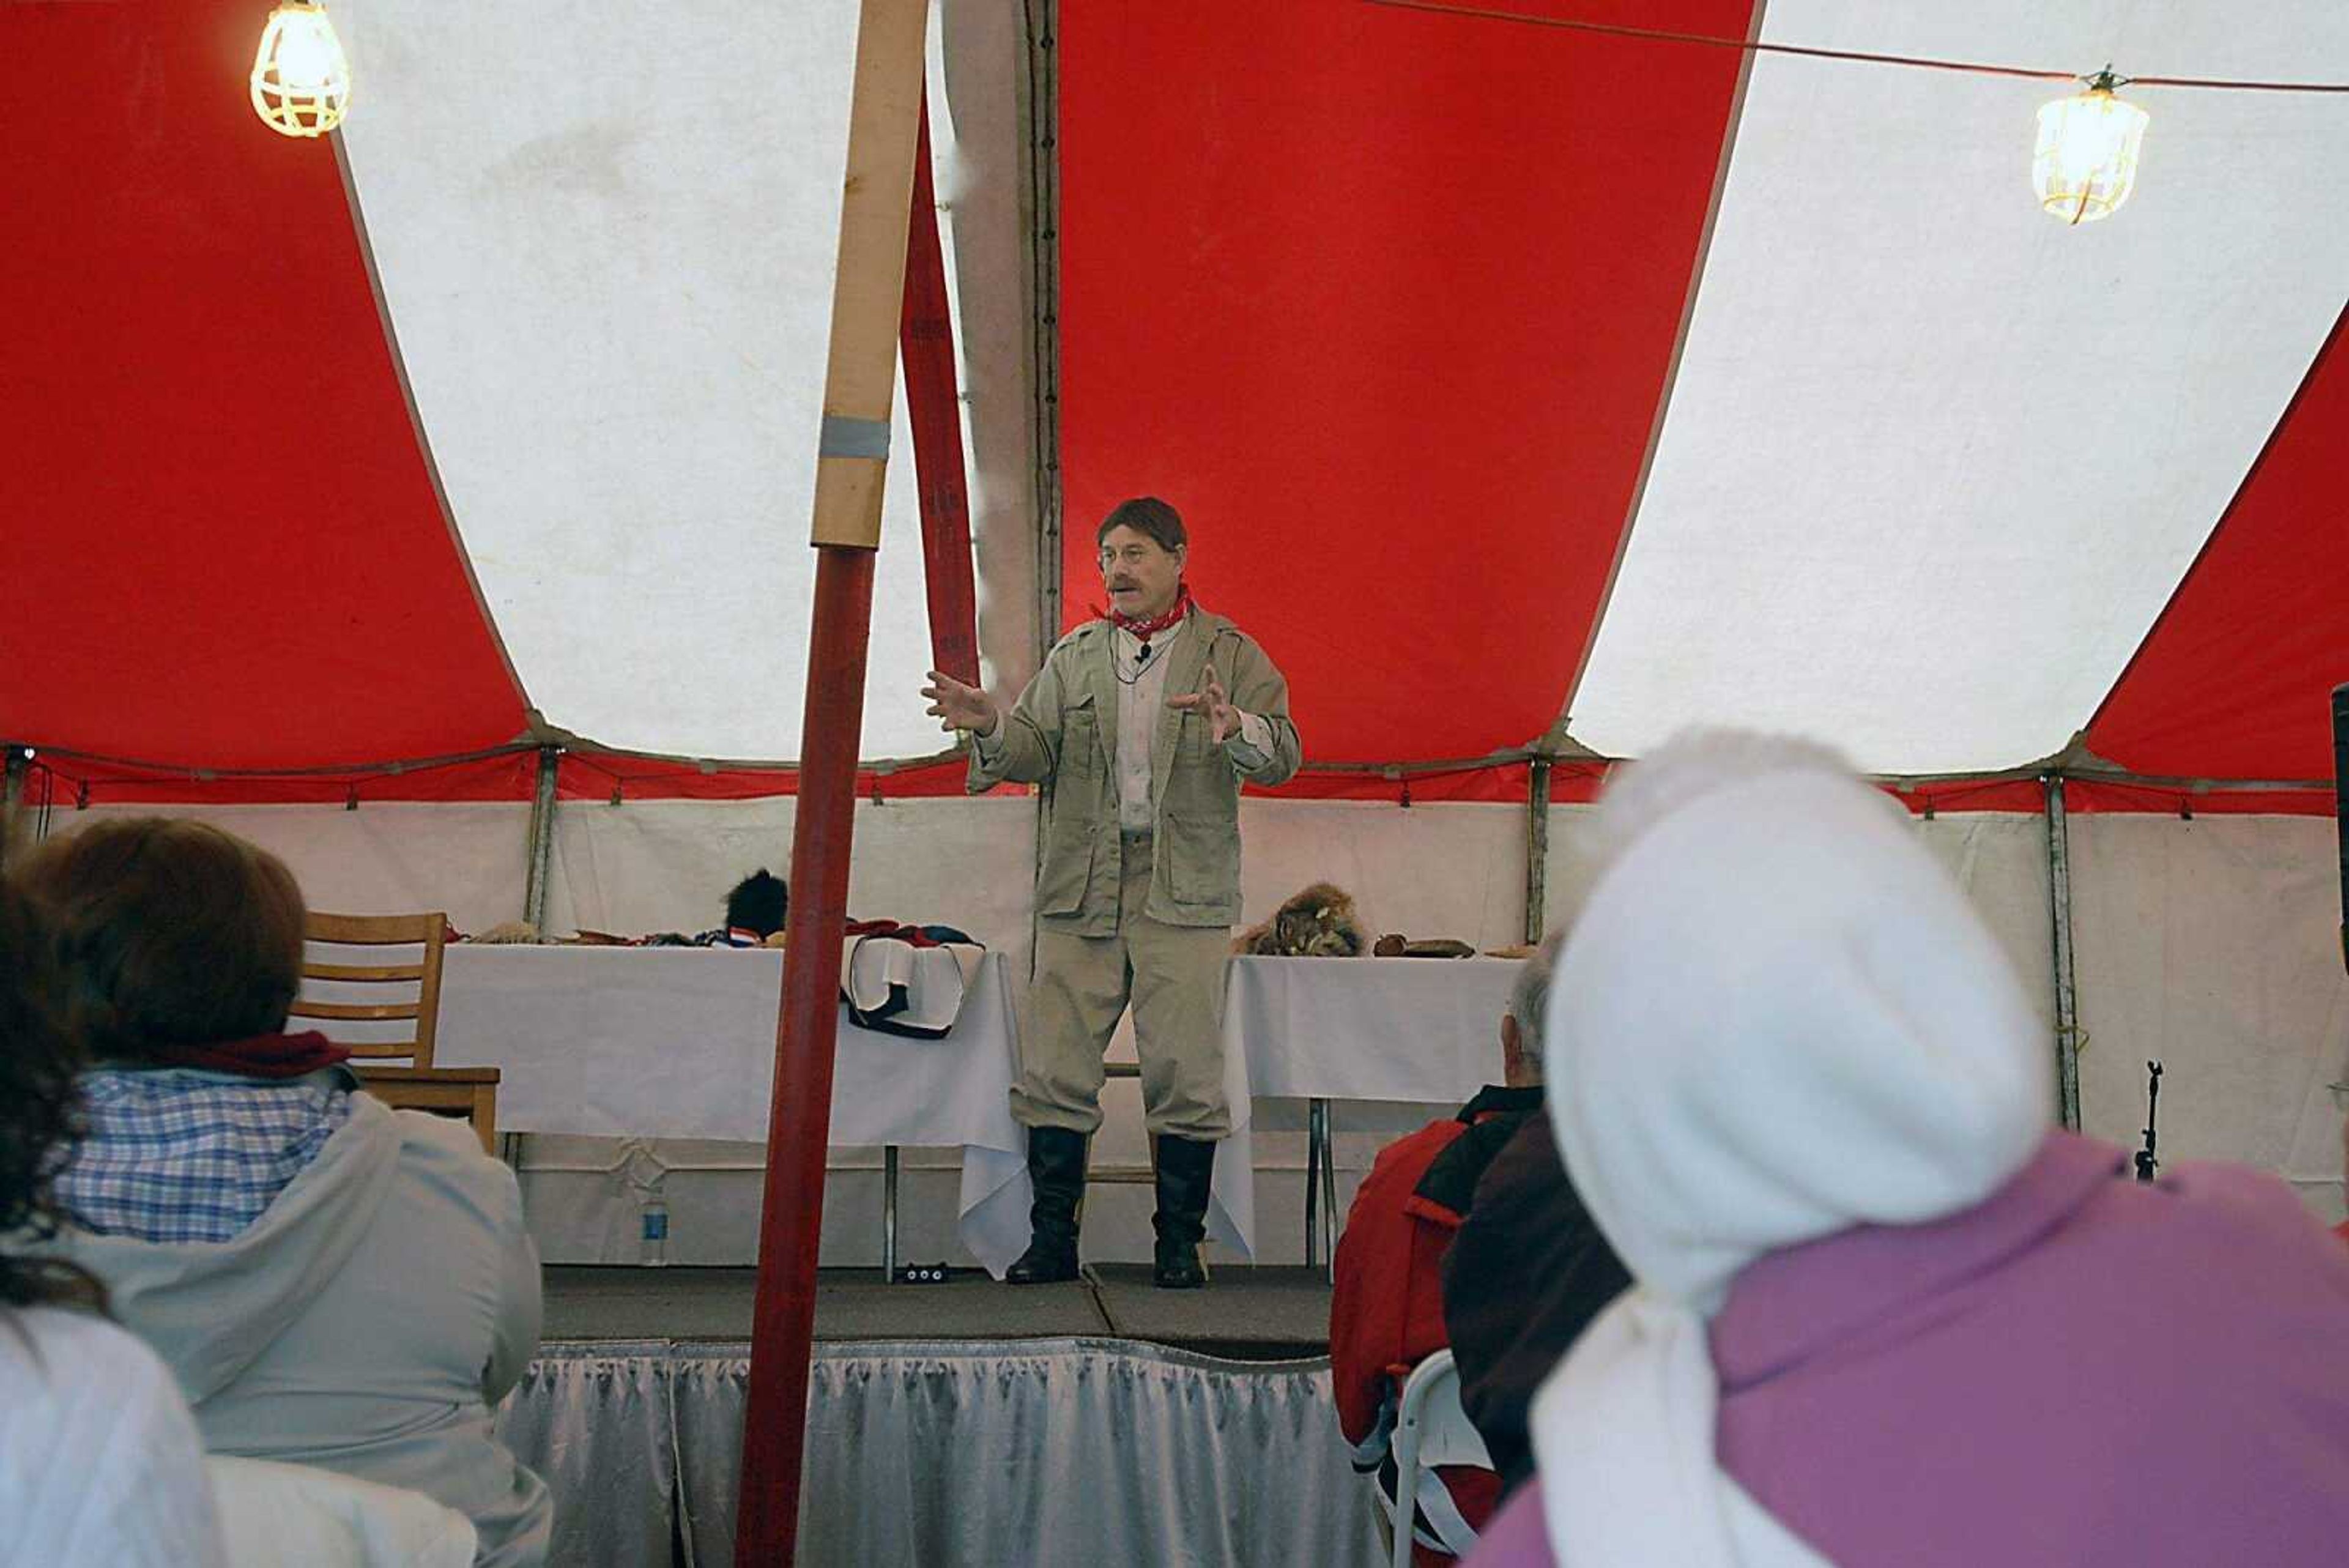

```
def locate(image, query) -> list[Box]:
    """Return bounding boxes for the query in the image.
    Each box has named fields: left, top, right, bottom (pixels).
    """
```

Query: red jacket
left=1330, top=1086, right=1540, bottom=1559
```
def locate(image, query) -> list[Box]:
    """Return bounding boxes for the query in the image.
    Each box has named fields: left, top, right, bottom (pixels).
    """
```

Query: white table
left=425, top=948, right=1520, bottom=1276
left=1215, top=955, right=1524, bottom=1267
left=429, top=946, right=1031, bottom=1277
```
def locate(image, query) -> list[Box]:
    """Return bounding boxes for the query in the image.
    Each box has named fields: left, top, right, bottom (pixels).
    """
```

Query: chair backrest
left=1387, top=1348, right=1496, bottom=1568
left=291, top=912, right=447, bottom=1069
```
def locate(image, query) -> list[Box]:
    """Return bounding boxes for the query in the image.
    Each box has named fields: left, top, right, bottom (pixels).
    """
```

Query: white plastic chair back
left=1387, top=1348, right=1495, bottom=1568
left=207, top=1456, right=478, bottom=1568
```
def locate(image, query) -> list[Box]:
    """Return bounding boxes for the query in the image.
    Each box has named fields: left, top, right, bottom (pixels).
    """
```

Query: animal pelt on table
left=1373, top=934, right=1479, bottom=959
left=1234, top=883, right=1369, bottom=957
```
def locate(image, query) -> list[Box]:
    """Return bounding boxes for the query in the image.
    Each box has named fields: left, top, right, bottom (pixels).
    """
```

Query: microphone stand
left=2133, top=1060, right=2164, bottom=1183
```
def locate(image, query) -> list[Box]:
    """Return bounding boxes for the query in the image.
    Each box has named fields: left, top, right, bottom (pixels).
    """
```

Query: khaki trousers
left=1014, top=833, right=1232, bottom=1140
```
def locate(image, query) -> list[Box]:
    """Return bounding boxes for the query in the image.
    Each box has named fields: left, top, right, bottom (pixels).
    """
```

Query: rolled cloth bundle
left=1531, top=730, right=2050, bottom=1567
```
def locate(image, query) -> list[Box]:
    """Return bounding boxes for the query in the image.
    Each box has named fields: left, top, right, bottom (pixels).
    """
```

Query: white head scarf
left=1531, top=730, right=2051, bottom=1566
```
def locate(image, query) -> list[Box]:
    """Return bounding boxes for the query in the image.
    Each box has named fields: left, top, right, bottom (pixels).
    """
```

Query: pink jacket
left=1469, top=1132, right=2349, bottom=1566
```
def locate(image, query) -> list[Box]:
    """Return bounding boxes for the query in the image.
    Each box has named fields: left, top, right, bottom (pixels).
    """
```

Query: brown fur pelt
left=1234, top=883, right=1368, bottom=957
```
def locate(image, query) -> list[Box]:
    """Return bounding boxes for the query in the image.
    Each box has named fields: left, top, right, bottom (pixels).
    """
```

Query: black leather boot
left=1151, top=1134, right=1216, bottom=1289
left=1005, top=1126, right=1087, bottom=1285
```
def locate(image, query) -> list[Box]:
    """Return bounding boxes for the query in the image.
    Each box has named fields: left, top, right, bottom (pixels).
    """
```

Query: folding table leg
left=1319, top=1102, right=1338, bottom=1284
left=882, top=1145, right=900, bottom=1285
left=1305, top=1098, right=1330, bottom=1271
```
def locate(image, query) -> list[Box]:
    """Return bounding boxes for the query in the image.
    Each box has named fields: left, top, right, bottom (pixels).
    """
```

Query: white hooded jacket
left=1531, top=736, right=2049, bottom=1568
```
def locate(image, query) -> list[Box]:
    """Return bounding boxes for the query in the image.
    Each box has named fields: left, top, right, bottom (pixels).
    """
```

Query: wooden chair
left=292, top=912, right=499, bottom=1153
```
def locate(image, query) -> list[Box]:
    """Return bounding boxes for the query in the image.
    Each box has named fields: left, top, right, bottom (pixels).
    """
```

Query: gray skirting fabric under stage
left=494, top=1337, right=1387, bottom=1567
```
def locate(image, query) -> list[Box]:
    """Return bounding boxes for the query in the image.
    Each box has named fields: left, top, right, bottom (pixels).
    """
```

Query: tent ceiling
left=1, top=4, right=528, bottom=770
left=2087, top=303, right=2349, bottom=783
left=1058, top=0, right=1756, bottom=765
left=5, top=2, right=2347, bottom=803
left=333, top=0, right=943, bottom=760
left=1568, top=1, right=2349, bottom=774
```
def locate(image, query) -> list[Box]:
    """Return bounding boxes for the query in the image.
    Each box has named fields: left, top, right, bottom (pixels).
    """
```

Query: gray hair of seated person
left=1504, top=929, right=1567, bottom=1074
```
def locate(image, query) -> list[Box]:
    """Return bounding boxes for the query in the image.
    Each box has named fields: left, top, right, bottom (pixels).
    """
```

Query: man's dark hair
left=726, top=870, right=789, bottom=937
left=13, top=818, right=306, bottom=1065
left=1096, top=496, right=1187, bottom=554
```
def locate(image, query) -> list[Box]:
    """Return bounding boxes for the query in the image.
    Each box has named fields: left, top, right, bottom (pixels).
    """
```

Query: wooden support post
left=735, top=2, right=929, bottom=1563
left=805, top=3, right=932, bottom=554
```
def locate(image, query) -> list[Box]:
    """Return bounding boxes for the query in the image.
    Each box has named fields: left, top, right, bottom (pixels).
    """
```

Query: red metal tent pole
left=735, top=2, right=929, bottom=1562
left=900, top=87, right=982, bottom=689
left=735, top=548, right=876, bottom=1564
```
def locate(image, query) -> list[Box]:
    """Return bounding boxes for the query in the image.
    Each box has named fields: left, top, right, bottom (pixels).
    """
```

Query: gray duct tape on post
left=820, top=414, right=892, bottom=460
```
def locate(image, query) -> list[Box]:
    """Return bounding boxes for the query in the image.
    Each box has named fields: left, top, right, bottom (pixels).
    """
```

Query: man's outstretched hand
left=1168, top=662, right=1238, bottom=745
left=923, top=670, right=998, bottom=735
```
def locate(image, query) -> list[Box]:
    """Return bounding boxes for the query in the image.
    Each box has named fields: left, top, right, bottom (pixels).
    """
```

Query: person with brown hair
left=16, top=818, right=551, bottom=1568
left=922, top=496, right=1302, bottom=1287
left=0, top=875, right=226, bottom=1566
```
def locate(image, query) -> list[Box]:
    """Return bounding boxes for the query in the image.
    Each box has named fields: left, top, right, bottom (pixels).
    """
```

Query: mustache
left=1108, top=579, right=1138, bottom=590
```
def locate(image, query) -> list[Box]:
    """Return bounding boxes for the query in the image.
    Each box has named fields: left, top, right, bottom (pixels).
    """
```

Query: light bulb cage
left=2033, top=67, right=2150, bottom=226
left=250, top=2, right=351, bottom=139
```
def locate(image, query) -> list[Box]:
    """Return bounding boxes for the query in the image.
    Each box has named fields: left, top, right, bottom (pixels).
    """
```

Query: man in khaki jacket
left=923, top=497, right=1301, bottom=1287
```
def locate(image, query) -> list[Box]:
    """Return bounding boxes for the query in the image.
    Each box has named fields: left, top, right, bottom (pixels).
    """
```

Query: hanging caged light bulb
left=2033, top=68, right=2150, bottom=225
left=251, top=1, right=352, bottom=139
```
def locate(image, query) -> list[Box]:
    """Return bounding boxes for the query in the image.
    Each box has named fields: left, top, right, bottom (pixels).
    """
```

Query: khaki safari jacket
left=968, top=611, right=1302, bottom=937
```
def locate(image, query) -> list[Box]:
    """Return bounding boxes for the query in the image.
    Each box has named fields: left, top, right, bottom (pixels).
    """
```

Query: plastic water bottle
left=639, top=1198, right=670, bottom=1267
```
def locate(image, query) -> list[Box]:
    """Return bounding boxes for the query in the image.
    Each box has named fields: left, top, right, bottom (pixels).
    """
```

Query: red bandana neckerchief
left=153, top=1030, right=353, bottom=1079
left=1107, top=583, right=1193, bottom=642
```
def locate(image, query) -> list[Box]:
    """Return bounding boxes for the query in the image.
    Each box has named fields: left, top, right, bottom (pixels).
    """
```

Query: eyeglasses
left=1098, top=544, right=1165, bottom=570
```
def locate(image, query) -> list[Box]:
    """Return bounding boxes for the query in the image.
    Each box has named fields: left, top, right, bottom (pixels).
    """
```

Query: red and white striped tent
left=5, top=1, right=2347, bottom=1219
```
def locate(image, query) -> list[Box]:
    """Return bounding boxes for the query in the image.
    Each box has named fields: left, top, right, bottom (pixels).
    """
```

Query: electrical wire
left=1362, top=0, right=2349, bottom=93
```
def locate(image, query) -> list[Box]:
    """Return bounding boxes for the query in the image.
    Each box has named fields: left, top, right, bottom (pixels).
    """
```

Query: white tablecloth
left=426, top=948, right=1522, bottom=1273
left=1209, top=955, right=1524, bottom=1260
left=431, top=946, right=1031, bottom=1276
left=1226, top=955, right=1525, bottom=1099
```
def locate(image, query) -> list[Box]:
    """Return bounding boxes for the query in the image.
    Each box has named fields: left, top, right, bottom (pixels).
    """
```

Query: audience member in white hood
left=1468, top=730, right=2349, bottom=1568
left=1, top=875, right=225, bottom=1568
left=18, top=819, right=551, bottom=1568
